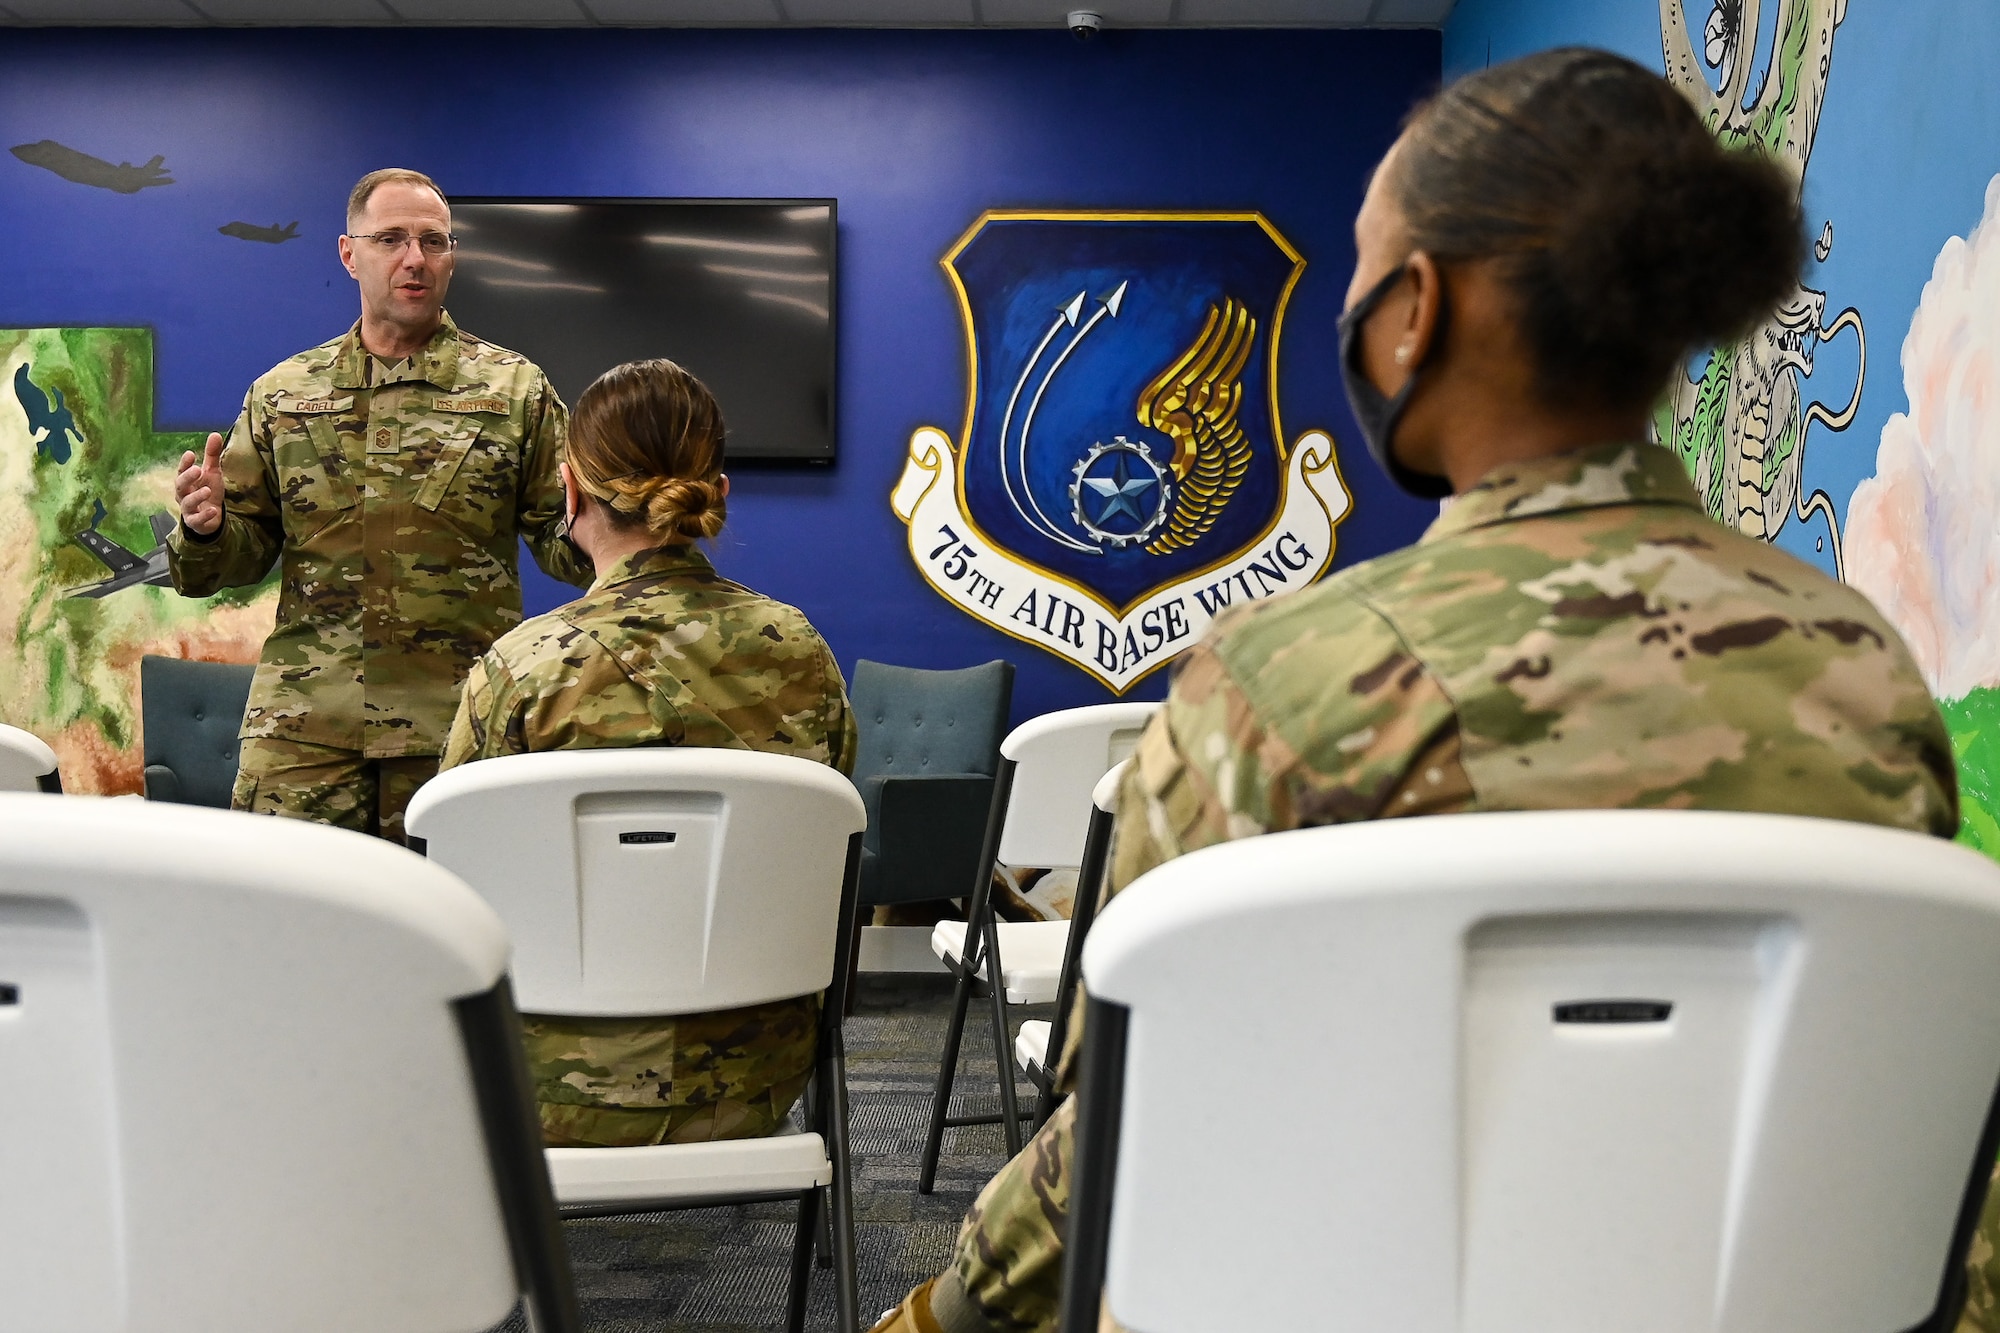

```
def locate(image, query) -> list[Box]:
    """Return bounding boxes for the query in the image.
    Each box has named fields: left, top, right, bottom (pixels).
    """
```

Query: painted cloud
left=1845, top=175, right=2000, bottom=701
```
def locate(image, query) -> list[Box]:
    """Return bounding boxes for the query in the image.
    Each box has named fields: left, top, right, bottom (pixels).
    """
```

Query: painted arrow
left=1016, top=280, right=1130, bottom=554
left=999, top=290, right=1087, bottom=547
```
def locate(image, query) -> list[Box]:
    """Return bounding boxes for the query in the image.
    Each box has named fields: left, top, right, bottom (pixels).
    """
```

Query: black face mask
left=555, top=483, right=588, bottom=565
left=1336, top=265, right=1453, bottom=500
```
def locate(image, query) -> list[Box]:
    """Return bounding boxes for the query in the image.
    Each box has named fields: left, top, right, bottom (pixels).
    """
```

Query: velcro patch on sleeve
left=432, top=396, right=509, bottom=415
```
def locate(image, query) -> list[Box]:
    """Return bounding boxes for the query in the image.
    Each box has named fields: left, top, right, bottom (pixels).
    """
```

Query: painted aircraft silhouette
left=10, top=140, right=173, bottom=193
left=12, top=364, right=84, bottom=465
left=219, top=220, right=299, bottom=244
left=66, top=507, right=177, bottom=599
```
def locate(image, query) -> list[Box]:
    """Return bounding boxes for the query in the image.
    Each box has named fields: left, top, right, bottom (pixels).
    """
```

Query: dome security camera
left=1068, top=9, right=1102, bottom=39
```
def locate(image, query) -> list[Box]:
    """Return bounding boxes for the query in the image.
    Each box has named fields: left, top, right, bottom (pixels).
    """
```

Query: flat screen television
left=445, top=198, right=836, bottom=465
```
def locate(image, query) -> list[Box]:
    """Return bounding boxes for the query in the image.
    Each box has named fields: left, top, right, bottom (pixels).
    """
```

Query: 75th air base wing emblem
left=893, top=211, right=1350, bottom=691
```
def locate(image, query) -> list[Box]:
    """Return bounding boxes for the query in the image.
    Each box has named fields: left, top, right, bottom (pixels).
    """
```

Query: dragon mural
left=1655, top=0, right=1863, bottom=574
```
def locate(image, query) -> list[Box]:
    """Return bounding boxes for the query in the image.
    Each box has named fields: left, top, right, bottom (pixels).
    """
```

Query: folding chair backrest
left=996, top=703, right=1157, bottom=869
left=407, top=749, right=867, bottom=1017
left=1077, top=810, right=2000, bottom=1333
left=0, top=795, right=547, bottom=1333
left=0, top=723, right=58, bottom=792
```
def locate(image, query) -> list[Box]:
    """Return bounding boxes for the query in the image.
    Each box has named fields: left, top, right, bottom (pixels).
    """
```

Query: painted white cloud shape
left=1845, top=174, right=2000, bottom=701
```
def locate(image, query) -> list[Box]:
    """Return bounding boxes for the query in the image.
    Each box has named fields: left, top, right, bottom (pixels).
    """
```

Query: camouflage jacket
left=1114, top=440, right=1959, bottom=888
left=167, top=315, right=587, bottom=759
left=440, top=543, right=855, bottom=1122
left=937, top=441, right=1962, bottom=1333
left=441, top=543, right=855, bottom=771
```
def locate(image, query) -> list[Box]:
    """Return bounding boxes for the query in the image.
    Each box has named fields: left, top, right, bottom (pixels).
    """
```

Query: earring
left=1394, top=346, right=1412, bottom=365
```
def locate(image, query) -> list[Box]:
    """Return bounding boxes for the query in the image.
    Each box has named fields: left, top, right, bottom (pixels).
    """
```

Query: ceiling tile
left=1175, top=0, right=1371, bottom=22
left=587, top=0, right=782, bottom=20
left=781, top=0, right=975, bottom=23
left=0, top=0, right=1450, bottom=27
left=5, top=0, right=201, bottom=20
left=1366, top=0, right=1450, bottom=21
left=976, top=0, right=1172, bottom=25
left=387, top=0, right=584, bottom=19
left=196, top=0, right=393, bottom=21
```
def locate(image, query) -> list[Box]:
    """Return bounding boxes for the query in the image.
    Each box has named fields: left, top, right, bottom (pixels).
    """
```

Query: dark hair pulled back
left=1393, top=48, right=1804, bottom=412
left=569, top=358, right=727, bottom=543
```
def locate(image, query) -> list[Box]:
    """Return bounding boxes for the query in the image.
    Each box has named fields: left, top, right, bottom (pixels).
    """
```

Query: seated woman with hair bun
left=441, top=356, right=855, bottom=1149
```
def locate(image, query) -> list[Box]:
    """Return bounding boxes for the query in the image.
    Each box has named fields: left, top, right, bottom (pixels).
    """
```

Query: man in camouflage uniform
left=168, top=168, right=585, bottom=844
left=874, top=441, right=1959, bottom=1333
left=442, top=536, right=856, bottom=1146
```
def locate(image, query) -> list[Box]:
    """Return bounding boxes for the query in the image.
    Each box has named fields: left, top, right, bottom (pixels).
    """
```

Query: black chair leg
left=983, top=910, right=1025, bottom=1157
left=785, top=1184, right=821, bottom=1333
left=1030, top=1065, right=1057, bottom=1134
left=800, top=1077, right=834, bottom=1267
left=919, top=959, right=977, bottom=1194
left=817, top=1186, right=835, bottom=1268
left=922, top=760, right=1017, bottom=1191
left=842, top=912, right=864, bottom=1018
left=826, top=1042, right=861, bottom=1333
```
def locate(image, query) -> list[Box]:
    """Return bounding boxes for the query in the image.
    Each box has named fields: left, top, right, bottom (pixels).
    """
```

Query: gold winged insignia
left=1137, top=297, right=1256, bottom=555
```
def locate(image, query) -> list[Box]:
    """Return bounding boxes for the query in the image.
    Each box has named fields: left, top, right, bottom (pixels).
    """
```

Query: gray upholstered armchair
left=139, top=655, right=255, bottom=807
left=849, top=659, right=1014, bottom=913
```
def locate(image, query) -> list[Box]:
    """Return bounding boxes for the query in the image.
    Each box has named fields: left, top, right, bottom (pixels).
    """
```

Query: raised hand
left=175, top=433, right=225, bottom=536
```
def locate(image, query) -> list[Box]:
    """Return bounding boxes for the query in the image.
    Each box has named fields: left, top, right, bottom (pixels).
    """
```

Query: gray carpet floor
left=493, top=974, right=1043, bottom=1332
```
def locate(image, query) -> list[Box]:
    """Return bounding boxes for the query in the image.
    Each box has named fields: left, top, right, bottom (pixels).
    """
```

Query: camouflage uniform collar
left=588, top=543, right=713, bottom=594
left=327, top=312, right=463, bottom=390
left=1423, top=441, right=1702, bottom=543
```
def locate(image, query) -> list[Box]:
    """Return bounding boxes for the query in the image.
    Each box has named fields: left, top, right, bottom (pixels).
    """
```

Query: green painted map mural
left=0, top=328, right=273, bottom=794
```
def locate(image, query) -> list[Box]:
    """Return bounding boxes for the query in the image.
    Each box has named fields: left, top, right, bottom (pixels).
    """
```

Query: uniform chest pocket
left=416, top=418, right=518, bottom=540
left=272, top=410, right=359, bottom=532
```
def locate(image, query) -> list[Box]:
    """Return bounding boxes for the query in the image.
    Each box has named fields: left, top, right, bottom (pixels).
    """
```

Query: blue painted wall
left=0, top=26, right=1440, bottom=728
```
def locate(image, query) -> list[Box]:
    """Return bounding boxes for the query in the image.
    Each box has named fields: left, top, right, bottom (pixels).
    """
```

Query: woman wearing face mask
left=869, top=47, right=1956, bottom=1333
left=440, top=357, right=855, bottom=1149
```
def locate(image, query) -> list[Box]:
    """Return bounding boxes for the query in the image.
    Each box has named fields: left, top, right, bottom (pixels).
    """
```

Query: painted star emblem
left=1083, top=453, right=1157, bottom=526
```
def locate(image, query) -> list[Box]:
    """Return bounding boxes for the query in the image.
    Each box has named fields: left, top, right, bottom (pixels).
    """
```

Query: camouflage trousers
left=231, top=736, right=438, bottom=845
left=872, top=1116, right=2000, bottom=1333
left=871, top=1099, right=1075, bottom=1333
left=522, top=996, right=818, bottom=1148
left=1962, top=1160, right=2000, bottom=1332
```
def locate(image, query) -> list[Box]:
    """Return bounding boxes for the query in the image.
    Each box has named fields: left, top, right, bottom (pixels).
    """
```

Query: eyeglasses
left=345, top=229, right=458, bottom=257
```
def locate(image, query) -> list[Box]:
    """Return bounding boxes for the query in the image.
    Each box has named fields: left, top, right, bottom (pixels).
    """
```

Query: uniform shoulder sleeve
left=441, top=654, right=500, bottom=769
left=516, top=374, right=590, bottom=589
left=810, top=634, right=858, bottom=777
left=1109, top=583, right=1461, bottom=892
left=446, top=609, right=606, bottom=765
left=711, top=598, right=854, bottom=770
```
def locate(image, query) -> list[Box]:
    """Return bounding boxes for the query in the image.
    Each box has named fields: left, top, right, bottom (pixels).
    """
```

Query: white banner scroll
left=893, top=426, right=1351, bottom=692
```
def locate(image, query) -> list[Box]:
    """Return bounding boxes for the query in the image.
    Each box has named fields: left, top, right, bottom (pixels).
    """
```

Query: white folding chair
left=0, top=794, right=576, bottom=1333
left=919, top=702, right=1158, bottom=1190
left=406, top=748, right=869, bottom=1333
left=1061, top=810, right=2000, bottom=1333
left=1013, top=759, right=1127, bottom=1132
left=0, top=723, right=60, bottom=792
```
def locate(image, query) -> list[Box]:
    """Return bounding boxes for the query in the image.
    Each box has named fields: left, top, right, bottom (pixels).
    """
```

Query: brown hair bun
left=568, top=358, right=728, bottom=543
left=620, top=473, right=727, bottom=542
